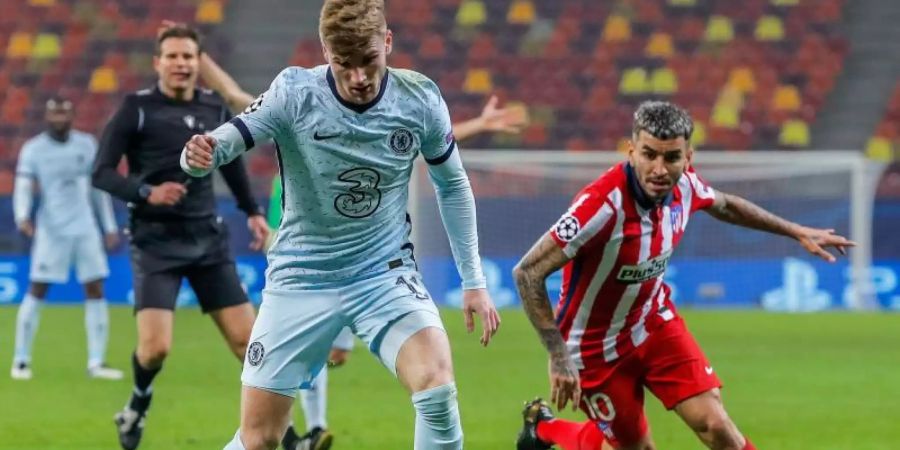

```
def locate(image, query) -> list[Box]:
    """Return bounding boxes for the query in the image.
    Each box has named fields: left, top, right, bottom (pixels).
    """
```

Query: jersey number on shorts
left=334, top=168, right=382, bottom=218
left=583, top=392, right=616, bottom=422
left=396, top=275, right=430, bottom=300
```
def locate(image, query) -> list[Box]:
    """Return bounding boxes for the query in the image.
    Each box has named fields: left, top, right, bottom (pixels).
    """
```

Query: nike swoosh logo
left=705, top=366, right=714, bottom=375
left=313, top=131, right=340, bottom=141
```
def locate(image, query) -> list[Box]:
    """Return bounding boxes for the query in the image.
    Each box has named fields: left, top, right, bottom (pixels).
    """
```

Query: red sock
left=742, top=438, right=756, bottom=450
left=536, top=419, right=605, bottom=450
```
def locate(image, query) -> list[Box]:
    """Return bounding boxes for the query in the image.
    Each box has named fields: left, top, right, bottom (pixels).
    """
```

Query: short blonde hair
left=319, top=0, right=387, bottom=57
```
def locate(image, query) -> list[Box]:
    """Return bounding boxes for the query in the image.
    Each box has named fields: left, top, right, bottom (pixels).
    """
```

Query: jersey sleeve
left=420, top=88, right=456, bottom=165
left=93, top=95, right=145, bottom=203
left=13, top=142, right=36, bottom=224
left=550, top=187, right=618, bottom=259
left=421, top=88, right=485, bottom=290
left=184, top=68, right=298, bottom=177
left=15, top=141, right=36, bottom=178
left=684, top=165, right=716, bottom=213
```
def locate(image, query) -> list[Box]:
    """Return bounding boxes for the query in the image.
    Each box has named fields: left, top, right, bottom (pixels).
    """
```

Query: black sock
left=130, top=352, right=161, bottom=409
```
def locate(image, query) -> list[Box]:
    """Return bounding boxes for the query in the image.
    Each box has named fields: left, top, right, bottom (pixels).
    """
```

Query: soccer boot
left=114, top=393, right=151, bottom=450
left=292, top=427, right=333, bottom=450
left=281, top=424, right=302, bottom=450
left=516, top=398, right=555, bottom=450
left=10, top=361, right=32, bottom=380
left=89, top=364, right=125, bottom=380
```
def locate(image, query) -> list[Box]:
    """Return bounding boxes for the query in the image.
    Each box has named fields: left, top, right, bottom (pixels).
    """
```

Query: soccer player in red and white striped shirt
left=513, top=101, right=853, bottom=450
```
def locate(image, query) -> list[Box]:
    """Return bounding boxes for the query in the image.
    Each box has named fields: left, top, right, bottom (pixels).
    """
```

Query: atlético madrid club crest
left=389, top=128, right=414, bottom=155
left=670, top=205, right=683, bottom=234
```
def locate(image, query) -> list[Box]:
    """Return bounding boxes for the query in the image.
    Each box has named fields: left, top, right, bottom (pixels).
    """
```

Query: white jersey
left=185, top=65, right=486, bottom=291
left=14, top=131, right=117, bottom=237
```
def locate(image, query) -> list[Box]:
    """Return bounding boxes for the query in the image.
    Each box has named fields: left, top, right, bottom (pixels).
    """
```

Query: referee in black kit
left=92, top=25, right=269, bottom=450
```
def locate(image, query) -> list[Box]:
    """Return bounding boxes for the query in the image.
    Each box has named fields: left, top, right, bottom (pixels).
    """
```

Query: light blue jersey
left=14, top=131, right=117, bottom=236
left=184, top=66, right=486, bottom=291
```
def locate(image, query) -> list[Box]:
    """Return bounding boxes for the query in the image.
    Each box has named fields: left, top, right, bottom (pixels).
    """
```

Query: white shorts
left=241, top=268, right=444, bottom=397
left=30, top=228, right=109, bottom=284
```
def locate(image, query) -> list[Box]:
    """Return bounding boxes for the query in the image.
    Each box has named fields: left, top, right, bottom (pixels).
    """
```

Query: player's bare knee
left=29, top=283, right=49, bottom=299
left=83, top=281, right=104, bottom=299
left=137, top=339, right=171, bottom=367
left=416, top=366, right=453, bottom=393
left=406, top=352, right=453, bottom=392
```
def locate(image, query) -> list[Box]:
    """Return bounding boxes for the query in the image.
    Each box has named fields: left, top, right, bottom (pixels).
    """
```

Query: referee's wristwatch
left=138, top=184, right=153, bottom=201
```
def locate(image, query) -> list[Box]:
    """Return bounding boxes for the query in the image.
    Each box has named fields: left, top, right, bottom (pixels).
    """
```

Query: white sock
left=412, top=383, right=463, bottom=450
left=13, top=294, right=42, bottom=365
left=223, top=429, right=247, bottom=450
left=84, top=299, right=109, bottom=368
left=299, top=368, right=328, bottom=431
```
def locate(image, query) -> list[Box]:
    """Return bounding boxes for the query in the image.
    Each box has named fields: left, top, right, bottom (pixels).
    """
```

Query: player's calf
left=675, top=390, right=747, bottom=450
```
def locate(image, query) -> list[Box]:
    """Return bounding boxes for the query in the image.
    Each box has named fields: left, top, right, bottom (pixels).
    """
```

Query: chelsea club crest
left=389, top=128, right=414, bottom=155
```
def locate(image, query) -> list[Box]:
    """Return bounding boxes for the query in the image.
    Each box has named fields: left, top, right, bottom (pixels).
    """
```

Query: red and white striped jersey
left=550, top=162, right=716, bottom=368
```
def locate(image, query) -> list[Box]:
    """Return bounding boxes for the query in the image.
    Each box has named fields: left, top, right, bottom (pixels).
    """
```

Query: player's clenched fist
left=184, top=134, right=216, bottom=170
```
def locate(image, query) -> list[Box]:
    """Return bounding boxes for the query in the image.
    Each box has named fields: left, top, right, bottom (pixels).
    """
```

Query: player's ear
left=685, top=143, right=694, bottom=167
left=384, top=29, right=393, bottom=55
left=321, top=43, right=330, bottom=63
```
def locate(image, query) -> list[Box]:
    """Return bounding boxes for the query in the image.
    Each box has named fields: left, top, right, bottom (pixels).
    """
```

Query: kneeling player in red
left=513, top=101, right=853, bottom=450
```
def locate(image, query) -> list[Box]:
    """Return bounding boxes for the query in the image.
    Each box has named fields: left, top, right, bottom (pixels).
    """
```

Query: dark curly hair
left=632, top=101, right=693, bottom=141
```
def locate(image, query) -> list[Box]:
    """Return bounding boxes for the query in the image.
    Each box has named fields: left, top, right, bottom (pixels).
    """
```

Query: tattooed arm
left=705, top=190, right=855, bottom=262
left=513, top=234, right=581, bottom=410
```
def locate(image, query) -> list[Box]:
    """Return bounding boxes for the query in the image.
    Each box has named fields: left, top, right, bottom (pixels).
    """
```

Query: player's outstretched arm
left=706, top=190, right=855, bottom=262
left=199, top=52, right=255, bottom=113
left=452, top=95, right=529, bottom=142
left=512, top=234, right=580, bottom=411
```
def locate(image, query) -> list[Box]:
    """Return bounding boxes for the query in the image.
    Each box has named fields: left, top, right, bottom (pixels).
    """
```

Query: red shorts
left=577, top=317, right=721, bottom=447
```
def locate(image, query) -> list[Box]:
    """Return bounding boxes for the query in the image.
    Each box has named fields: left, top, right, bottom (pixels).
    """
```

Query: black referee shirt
left=92, top=85, right=260, bottom=223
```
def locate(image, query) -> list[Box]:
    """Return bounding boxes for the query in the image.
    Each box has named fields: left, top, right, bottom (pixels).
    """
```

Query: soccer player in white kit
left=181, top=1, right=501, bottom=449
left=11, top=97, right=122, bottom=381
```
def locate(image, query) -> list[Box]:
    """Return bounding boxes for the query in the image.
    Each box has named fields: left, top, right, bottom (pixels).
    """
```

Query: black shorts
left=128, top=217, right=249, bottom=313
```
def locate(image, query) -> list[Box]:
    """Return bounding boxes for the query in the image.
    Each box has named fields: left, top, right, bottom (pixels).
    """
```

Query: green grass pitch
left=1, top=306, right=898, bottom=449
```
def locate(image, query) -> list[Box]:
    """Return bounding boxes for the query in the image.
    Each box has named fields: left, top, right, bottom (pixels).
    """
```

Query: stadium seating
left=286, top=0, right=848, bottom=152
left=0, top=0, right=853, bottom=189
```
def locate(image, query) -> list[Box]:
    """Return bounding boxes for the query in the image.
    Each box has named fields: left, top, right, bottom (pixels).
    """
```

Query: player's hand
left=328, top=348, right=350, bottom=368
left=148, top=182, right=187, bottom=206
left=104, top=232, right=120, bottom=250
left=478, top=95, right=529, bottom=134
left=17, top=220, right=34, bottom=237
left=262, top=226, right=277, bottom=252
left=548, top=353, right=581, bottom=412
left=247, top=214, right=270, bottom=252
left=794, top=226, right=856, bottom=263
left=462, top=288, right=501, bottom=347
left=184, top=134, right=216, bottom=170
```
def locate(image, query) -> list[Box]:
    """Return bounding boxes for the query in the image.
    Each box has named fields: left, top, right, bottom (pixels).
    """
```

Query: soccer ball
left=555, top=215, right=580, bottom=241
